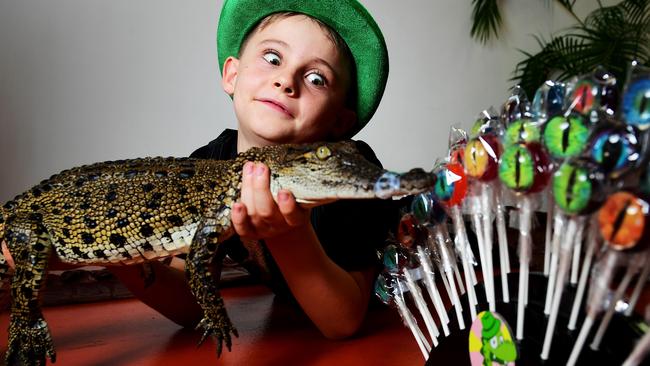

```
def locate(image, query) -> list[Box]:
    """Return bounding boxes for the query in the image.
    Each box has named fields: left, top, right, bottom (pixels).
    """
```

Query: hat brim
left=217, top=0, right=388, bottom=137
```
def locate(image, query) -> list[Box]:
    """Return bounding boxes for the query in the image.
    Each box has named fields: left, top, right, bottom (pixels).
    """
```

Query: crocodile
left=0, top=140, right=435, bottom=365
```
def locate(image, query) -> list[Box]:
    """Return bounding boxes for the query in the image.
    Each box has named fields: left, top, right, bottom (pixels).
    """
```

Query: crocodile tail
left=0, top=207, right=11, bottom=311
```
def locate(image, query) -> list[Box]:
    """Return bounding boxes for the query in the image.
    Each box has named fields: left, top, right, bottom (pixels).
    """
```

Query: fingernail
left=244, top=162, right=253, bottom=175
left=278, top=191, right=289, bottom=202
left=255, top=164, right=265, bottom=176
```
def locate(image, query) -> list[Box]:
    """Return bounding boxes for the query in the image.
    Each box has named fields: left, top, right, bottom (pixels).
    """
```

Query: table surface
left=0, top=284, right=425, bottom=366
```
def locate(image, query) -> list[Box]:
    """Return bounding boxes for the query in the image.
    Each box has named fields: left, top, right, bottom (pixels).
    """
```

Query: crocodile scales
left=0, top=140, right=435, bottom=365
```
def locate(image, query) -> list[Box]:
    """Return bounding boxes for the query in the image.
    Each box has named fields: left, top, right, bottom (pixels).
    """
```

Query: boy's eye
left=306, top=72, right=325, bottom=86
left=263, top=52, right=280, bottom=66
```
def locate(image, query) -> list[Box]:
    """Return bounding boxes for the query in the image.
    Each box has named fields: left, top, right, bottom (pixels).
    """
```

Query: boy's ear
left=331, top=107, right=357, bottom=139
left=221, top=56, right=239, bottom=95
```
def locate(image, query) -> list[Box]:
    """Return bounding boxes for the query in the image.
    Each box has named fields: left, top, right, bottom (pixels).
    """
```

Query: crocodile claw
left=5, top=318, right=56, bottom=366
left=195, top=316, right=239, bottom=357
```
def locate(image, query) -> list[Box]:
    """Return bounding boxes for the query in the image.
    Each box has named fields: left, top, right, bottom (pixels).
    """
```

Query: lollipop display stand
left=424, top=273, right=646, bottom=366
left=377, top=64, right=650, bottom=366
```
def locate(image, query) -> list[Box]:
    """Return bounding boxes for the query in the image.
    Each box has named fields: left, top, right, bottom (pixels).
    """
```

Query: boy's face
left=222, top=15, right=355, bottom=150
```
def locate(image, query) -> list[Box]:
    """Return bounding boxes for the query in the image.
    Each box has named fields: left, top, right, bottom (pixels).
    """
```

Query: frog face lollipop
left=542, top=114, right=590, bottom=160
left=498, top=142, right=553, bottom=194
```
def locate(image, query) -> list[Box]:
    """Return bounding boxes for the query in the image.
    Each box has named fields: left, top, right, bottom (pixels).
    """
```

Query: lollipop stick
left=394, top=292, right=431, bottom=359
left=442, top=226, right=466, bottom=295
left=568, top=249, right=619, bottom=366
left=435, top=228, right=465, bottom=330
left=570, top=218, right=586, bottom=285
left=541, top=217, right=578, bottom=360
left=470, top=197, right=490, bottom=308
left=481, top=184, right=496, bottom=311
left=544, top=193, right=555, bottom=276
left=417, top=246, right=451, bottom=335
left=590, top=262, right=639, bottom=351
left=403, top=267, right=440, bottom=345
left=568, top=218, right=601, bottom=330
left=451, top=206, right=478, bottom=320
left=567, top=315, right=595, bottom=366
left=622, top=325, right=650, bottom=366
left=496, top=190, right=510, bottom=303
left=516, top=196, right=533, bottom=340
left=544, top=213, right=566, bottom=315
left=624, top=251, right=650, bottom=317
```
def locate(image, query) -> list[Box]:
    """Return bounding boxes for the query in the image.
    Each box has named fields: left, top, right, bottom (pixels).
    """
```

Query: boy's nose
left=273, top=78, right=295, bottom=96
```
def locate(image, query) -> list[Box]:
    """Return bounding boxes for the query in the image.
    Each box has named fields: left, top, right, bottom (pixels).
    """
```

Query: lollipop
left=622, top=305, right=650, bottom=366
left=541, top=113, right=591, bottom=276
left=567, top=192, right=650, bottom=365
left=383, top=241, right=440, bottom=348
left=374, top=272, right=430, bottom=359
left=621, top=61, right=650, bottom=130
left=566, top=67, right=619, bottom=121
left=501, top=85, right=532, bottom=125
left=589, top=122, right=642, bottom=180
left=532, top=80, right=566, bottom=122
left=464, top=133, right=502, bottom=311
left=497, top=141, right=553, bottom=340
left=539, top=158, right=604, bottom=359
left=412, top=194, right=466, bottom=330
left=468, top=311, right=518, bottom=366
left=433, top=162, right=479, bottom=321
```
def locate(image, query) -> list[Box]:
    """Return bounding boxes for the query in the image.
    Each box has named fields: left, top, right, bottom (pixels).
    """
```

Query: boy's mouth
left=256, top=98, right=294, bottom=118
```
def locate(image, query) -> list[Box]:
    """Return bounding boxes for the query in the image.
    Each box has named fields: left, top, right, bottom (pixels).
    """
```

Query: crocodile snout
left=374, top=168, right=436, bottom=199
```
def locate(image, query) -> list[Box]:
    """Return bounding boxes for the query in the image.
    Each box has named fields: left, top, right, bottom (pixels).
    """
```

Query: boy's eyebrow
left=258, top=39, right=339, bottom=76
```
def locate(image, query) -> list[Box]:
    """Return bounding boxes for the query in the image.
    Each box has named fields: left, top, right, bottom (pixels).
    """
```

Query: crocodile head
left=248, top=141, right=436, bottom=206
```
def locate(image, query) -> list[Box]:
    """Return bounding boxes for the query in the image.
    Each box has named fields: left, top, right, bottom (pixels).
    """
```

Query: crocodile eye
left=543, top=115, right=589, bottom=159
left=464, top=136, right=500, bottom=181
left=316, top=146, right=331, bottom=160
left=499, top=144, right=535, bottom=192
left=622, top=77, right=650, bottom=129
left=569, top=80, right=596, bottom=114
left=590, top=126, right=640, bottom=176
left=504, top=119, right=541, bottom=146
left=598, top=192, right=649, bottom=250
left=552, top=162, right=593, bottom=215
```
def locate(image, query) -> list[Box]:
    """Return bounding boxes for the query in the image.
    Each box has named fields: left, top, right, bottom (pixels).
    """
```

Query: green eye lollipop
left=543, top=115, right=590, bottom=160
left=552, top=159, right=604, bottom=215
left=504, top=119, right=541, bottom=146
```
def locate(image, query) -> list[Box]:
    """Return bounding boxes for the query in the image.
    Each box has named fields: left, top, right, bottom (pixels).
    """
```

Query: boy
left=97, top=0, right=395, bottom=339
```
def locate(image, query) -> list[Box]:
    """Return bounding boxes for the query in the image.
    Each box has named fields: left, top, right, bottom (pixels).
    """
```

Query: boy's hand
left=231, top=162, right=311, bottom=240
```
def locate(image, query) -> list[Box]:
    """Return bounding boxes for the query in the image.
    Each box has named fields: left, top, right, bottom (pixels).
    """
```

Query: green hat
left=217, top=0, right=389, bottom=137
left=481, top=311, right=501, bottom=339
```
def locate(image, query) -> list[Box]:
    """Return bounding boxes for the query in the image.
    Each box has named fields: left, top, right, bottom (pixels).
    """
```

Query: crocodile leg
left=5, top=223, right=55, bottom=366
left=186, top=219, right=238, bottom=357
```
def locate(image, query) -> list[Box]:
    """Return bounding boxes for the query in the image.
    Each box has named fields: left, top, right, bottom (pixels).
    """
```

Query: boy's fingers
left=277, top=190, right=305, bottom=227
left=231, top=202, right=256, bottom=238
left=251, top=163, right=276, bottom=218
left=239, top=161, right=256, bottom=215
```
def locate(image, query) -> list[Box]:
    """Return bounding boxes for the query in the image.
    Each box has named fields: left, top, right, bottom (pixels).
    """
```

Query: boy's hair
left=238, top=12, right=357, bottom=110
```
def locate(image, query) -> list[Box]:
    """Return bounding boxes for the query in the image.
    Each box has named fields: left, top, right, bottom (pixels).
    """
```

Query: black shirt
left=190, top=129, right=399, bottom=296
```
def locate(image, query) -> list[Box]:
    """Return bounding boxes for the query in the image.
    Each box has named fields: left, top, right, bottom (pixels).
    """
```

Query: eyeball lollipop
left=498, top=142, right=553, bottom=194
left=464, top=135, right=502, bottom=182
left=503, top=119, right=542, bottom=147
left=434, top=163, right=468, bottom=208
left=621, top=70, right=650, bottom=130
left=567, top=67, right=619, bottom=117
left=589, top=122, right=641, bottom=179
left=542, top=114, right=591, bottom=160
left=501, top=85, right=531, bottom=125
left=552, top=159, right=605, bottom=215
left=532, top=80, right=566, bottom=121
left=598, top=191, right=649, bottom=251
